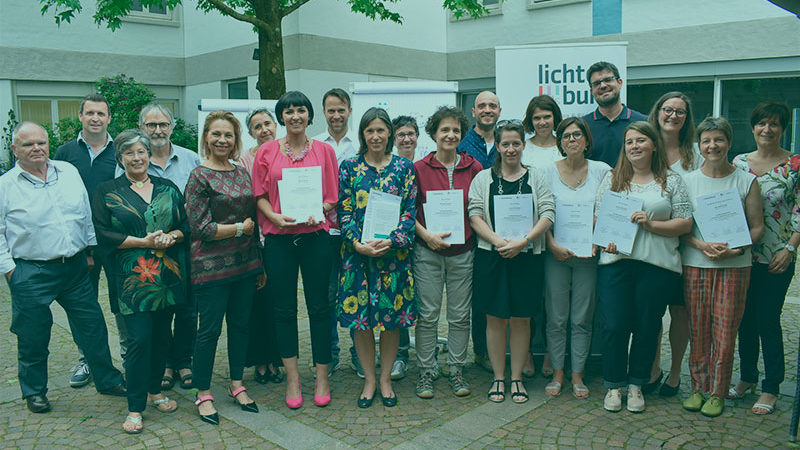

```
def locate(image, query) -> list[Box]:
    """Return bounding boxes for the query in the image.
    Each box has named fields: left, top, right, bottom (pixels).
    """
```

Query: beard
left=596, top=91, right=620, bottom=108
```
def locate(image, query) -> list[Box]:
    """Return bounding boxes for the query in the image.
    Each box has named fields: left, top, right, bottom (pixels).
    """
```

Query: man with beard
left=582, top=61, right=647, bottom=167
left=458, top=91, right=501, bottom=170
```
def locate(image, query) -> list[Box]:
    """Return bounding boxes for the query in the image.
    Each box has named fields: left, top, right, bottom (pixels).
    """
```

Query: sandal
left=728, top=382, right=755, bottom=399
left=510, top=379, right=529, bottom=404
left=488, top=379, right=505, bottom=403
left=267, top=365, right=285, bottom=383
left=150, top=396, right=178, bottom=413
left=122, top=415, right=143, bottom=434
left=228, top=386, right=259, bottom=413
left=545, top=381, right=562, bottom=397
left=572, top=383, right=590, bottom=399
left=160, top=374, right=175, bottom=391
left=179, top=369, right=193, bottom=390
left=195, top=394, right=219, bottom=425
left=752, top=393, right=777, bottom=415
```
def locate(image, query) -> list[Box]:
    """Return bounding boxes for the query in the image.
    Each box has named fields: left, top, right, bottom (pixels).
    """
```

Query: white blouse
left=522, top=144, right=562, bottom=170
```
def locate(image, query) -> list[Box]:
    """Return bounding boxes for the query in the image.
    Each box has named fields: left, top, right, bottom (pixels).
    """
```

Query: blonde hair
left=610, top=121, right=669, bottom=193
left=202, top=110, right=242, bottom=161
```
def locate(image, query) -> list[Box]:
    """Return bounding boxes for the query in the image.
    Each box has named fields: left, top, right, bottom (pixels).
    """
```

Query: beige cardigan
left=467, top=168, right=555, bottom=254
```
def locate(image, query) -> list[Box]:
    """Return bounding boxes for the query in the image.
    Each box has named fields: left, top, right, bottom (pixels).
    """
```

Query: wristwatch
left=235, top=222, right=244, bottom=238
left=785, top=243, right=796, bottom=253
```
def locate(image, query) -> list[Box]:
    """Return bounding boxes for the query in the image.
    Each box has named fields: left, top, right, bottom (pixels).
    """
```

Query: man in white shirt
left=1, top=122, right=126, bottom=413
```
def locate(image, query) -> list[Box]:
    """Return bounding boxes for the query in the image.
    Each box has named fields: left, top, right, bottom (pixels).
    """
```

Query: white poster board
left=349, top=81, right=459, bottom=155
left=495, top=42, right=628, bottom=120
left=198, top=99, right=284, bottom=156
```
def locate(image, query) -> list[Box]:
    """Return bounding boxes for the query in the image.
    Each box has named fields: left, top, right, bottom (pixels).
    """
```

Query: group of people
left=1, top=60, right=796, bottom=434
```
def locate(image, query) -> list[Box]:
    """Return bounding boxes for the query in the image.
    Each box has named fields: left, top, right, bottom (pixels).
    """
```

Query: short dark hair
left=357, top=107, right=394, bottom=155
left=322, top=88, right=351, bottom=109
left=425, top=106, right=469, bottom=141
left=586, top=61, right=620, bottom=85
left=80, top=93, right=110, bottom=115
left=555, top=117, right=593, bottom=157
left=696, top=116, right=733, bottom=144
left=392, top=115, right=419, bottom=135
left=275, top=91, right=314, bottom=126
left=523, top=95, right=562, bottom=135
left=750, top=101, right=790, bottom=130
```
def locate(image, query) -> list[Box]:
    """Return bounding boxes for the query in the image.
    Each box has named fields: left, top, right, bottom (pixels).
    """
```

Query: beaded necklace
left=284, top=138, right=311, bottom=162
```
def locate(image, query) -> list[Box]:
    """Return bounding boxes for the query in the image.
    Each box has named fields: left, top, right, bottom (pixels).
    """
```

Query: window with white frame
left=18, top=98, right=82, bottom=125
left=527, top=0, right=590, bottom=10
left=451, top=0, right=502, bottom=21
left=123, top=0, right=179, bottom=26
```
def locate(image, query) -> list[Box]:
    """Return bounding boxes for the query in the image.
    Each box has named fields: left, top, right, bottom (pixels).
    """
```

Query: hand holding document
left=592, top=190, right=644, bottom=255
left=361, top=189, right=402, bottom=243
left=693, top=188, right=752, bottom=249
left=554, top=200, right=594, bottom=257
left=493, top=194, right=534, bottom=241
left=423, top=189, right=465, bottom=245
left=279, top=166, right=324, bottom=223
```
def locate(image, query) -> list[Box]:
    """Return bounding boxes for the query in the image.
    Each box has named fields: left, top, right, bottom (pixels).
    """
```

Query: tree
left=39, top=0, right=489, bottom=99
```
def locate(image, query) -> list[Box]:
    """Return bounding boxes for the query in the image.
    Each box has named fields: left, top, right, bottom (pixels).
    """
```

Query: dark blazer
left=54, top=137, right=118, bottom=201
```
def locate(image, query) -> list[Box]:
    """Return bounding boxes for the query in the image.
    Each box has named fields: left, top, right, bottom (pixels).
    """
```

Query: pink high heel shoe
left=314, top=379, right=331, bottom=407
left=286, top=380, right=302, bottom=409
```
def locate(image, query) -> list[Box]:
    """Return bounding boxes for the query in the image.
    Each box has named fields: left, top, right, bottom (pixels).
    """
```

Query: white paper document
left=592, top=190, right=643, bottom=256
left=423, top=189, right=465, bottom=245
left=278, top=166, right=324, bottom=222
left=693, top=188, right=752, bottom=249
left=493, top=194, right=534, bottom=241
left=554, top=200, right=594, bottom=258
left=361, top=189, right=402, bottom=243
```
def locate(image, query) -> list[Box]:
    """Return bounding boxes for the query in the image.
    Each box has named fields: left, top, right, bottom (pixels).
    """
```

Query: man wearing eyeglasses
left=54, top=93, right=124, bottom=390
left=2, top=122, right=127, bottom=413
left=582, top=61, right=647, bottom=167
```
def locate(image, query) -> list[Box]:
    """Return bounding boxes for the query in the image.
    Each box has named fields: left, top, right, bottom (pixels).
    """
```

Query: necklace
left=128, top=176, right=149, bottom=188
left=284, top=138, right=311, bottom=162
left=497, top=169, right=526, bottom=195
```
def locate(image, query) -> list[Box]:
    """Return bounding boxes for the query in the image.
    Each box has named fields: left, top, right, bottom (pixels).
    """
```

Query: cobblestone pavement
left=1, top=271, right=799, bottom=449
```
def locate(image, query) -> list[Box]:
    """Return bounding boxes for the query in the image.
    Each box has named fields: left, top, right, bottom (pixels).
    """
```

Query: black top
left=54, top=138, right=118, bottom=202
left=488, top=170, right=533, bottom=227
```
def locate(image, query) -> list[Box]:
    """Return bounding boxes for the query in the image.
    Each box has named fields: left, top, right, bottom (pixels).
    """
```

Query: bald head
left=12, top=121, right=47, bottom=146
left=472, top=91, right=501, bottom=132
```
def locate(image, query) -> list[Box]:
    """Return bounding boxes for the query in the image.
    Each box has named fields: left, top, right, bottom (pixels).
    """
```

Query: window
left=627, top=80, right=714, bottom=130
left=124, top=0, right=178, bottom=26
left=19, top=98, right=82, bottom=125
left=451, top=0, right=502, bottom=21
left=527, top=0, right=590, bottom=10
left=130, top=0, right=167, bottom=15
left=227, top=80, right=249, bottom=100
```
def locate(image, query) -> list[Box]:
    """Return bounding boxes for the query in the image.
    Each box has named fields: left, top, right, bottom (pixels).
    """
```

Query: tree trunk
left=255, top=1, right=285, bottom=99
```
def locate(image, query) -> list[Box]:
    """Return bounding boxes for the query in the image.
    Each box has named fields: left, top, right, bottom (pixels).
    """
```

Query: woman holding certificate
left=644, top=92, right=703, bottom=397
left=185, top=111, right=263, bottom=424
left=730, top=102, right=798, bottom=415
left=468, top=121, right=555, bottom=404
left=542, top=117, right=610, bottom=398
left=338, top=107, right=417, bottom=408
left=253, top=91, right=339, bottom=409
left=413, top=106, right=482, bottom=399
left=679, top=117, right=764, bottom=417
left=594, top=121, right=692, bottom=413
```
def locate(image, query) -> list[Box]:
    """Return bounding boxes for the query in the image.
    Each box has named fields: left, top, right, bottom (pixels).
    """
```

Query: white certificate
left=278, top=166, right=324, bottom=222
left=554, top=200, right=594, bottom=258
left=693, top=188, right=752, bottom=249
left=361, top=189, right=402, bottom=243
left=493, top=194, right=534, bottom=241
left=592, top=190, right=643, bottom=256
left=423, top=189, right=465, bottom=245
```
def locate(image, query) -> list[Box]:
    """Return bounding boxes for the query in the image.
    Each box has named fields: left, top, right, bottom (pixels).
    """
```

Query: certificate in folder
left=592, top=190, right=643, bottom=256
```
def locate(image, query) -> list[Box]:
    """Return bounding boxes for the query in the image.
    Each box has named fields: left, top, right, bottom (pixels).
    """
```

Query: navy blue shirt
left=54, top=136, right=118, bottom=202
left=583, top=105, right=647, bottom=168
left=457, top=127, right=497, bottom=170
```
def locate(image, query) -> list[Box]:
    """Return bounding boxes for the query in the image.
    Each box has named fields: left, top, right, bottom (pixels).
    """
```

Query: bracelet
left=525, top=235, right=532, bottom=246
left=235, top=222, right=244, bottom=238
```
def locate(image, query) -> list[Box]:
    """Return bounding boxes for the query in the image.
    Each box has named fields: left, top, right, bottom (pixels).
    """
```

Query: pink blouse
left=252, top=139, right=339, bottom=235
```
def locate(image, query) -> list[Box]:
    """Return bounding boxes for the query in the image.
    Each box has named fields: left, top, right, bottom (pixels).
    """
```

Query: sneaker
left=350, top=355, right=365, bottom=379
left=70, top=362, right=91, bottom=388
left=700, top=395, right=724, bottom=417
left=449, top=367, right=471, bottom=397
left=390, top=360, right=408, bottom=380
left=473, top=353, right=492, bottom=373
left=604, top=388, right=622, bottom=412
left=682, top=390, right=705, bottom=412
left=627, top=385, right=645, bottom=413
left=431, top=359, right=441, bottom=380
left=416, top=370, right=435, bottom=399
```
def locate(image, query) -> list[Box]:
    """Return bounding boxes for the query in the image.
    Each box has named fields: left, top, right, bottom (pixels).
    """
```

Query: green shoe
left=682, top=391, right=705, bottom=412
left=700, top=396, right=724, bottom=417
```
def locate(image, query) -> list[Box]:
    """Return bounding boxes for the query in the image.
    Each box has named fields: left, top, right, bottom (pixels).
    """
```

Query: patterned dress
left=338, top=154, right=417, bottom=331
left=92, top=176, right=190, bottom=315
left=733, top=153, right=800, bottom=264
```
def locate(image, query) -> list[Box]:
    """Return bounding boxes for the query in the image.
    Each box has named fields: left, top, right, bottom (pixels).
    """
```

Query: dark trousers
left=192, top=277, right=256, bottom=390
left=122, top=309, right=171, bottom=412
left=265, top=232, right=332, bottom=364
left=165, top=297, right=197, bottom=371
left=597, top=259, right=678, bottom=388
left=472, top=289, right=488, bottom=357
left=9, top=254, right=123, bottom=398
left=328, top=234, right=342, bottom=359
left=245, top=283, right=281, bottom=368
left=738, top=262, right=794, bottom=395
left=75, top=251, right=128, bottom=362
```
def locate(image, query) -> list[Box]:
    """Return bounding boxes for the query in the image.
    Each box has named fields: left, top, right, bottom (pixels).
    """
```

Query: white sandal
left=150, top=396, right=178, bottom=413
left=123, top=415, right=143, bottom=434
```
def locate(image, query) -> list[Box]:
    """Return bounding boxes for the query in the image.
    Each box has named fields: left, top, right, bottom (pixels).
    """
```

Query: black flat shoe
left=659, top=375, right=680, bottom=397
left=267, top=367, right=285, bottom=384
left=254, top=368, right=269, bottom=385
left=641, top=371, right=663, bottom=395
left=380, top=392, right=398, bottom=407
left=99, top=383, right=127, bottom=397
left=357, top=390, right=376, bottom=408
left=26, top=394, right=51, bottom=413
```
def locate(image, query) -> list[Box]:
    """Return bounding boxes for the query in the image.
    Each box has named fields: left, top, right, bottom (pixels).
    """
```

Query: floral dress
left=92, top=176, right=190, bottom=315
left=733, top=153, right=800, bottom=264
left=338, top=154, right=417, bottom=331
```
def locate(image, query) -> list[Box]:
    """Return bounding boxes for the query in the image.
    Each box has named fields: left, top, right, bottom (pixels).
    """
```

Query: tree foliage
left=39, top=0, right=489, bottom=98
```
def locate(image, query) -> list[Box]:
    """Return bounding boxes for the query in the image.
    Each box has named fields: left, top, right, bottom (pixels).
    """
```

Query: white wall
left=184, top=81, right=223, bottom=124
left=0, top=80, right=12, bottom=163
left=621, top=0, right=793, bottom=33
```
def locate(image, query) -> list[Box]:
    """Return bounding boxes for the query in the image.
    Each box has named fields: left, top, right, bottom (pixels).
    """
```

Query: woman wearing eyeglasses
left=541, top=118, right=610, bottom=398
left=643, top=92, right=704, bottom=397
left=468, top=121, right=554, bottom=404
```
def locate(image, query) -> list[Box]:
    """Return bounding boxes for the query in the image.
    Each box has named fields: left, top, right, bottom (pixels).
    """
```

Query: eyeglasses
left=590, top=76, right=618, bottom=88
left=496, top=119, right=522, bottom=129
left=396, top=132, right=417, bottom=140
left=661, top=107, right=687, bottom=117
left=561, top=131, right=584, bottom=141
left=144, top=122, right=172, bottom=131
left=22, top=168, right=58, bottom=189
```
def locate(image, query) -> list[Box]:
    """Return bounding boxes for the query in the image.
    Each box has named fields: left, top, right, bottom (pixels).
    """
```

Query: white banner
left=495, top=42, right=628, bottom=120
